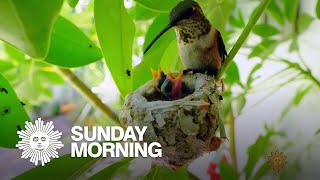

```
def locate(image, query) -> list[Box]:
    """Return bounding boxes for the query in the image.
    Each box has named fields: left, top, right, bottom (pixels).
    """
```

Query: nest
left=119, top=72, right=225, bottom=168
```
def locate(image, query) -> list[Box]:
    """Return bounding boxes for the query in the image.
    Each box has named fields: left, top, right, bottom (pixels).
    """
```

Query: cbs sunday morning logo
left=16, top=118, right=162, bottom=166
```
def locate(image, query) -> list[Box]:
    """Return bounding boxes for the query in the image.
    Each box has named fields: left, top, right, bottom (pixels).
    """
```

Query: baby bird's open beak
left=167, top=70, right=183, bottom=100
left=150, top=67, right=166, bottom=90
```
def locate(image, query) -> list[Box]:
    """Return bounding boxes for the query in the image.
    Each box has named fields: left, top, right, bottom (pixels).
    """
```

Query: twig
left=216, top=0, right=272, bottom=80
left=55, top=67, right=120, bottom=126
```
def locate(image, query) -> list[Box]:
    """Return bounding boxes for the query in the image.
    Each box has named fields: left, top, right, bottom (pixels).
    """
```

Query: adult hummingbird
left=144, top=0, right=227, bottom=76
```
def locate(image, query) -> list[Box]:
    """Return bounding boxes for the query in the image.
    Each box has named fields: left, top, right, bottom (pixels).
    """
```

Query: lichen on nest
left=119, top=72, right=226, bottom=168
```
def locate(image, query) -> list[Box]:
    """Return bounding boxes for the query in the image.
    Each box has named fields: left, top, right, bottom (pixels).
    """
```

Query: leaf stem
left=216, top=0, right=272, bottom=80
left=228, top=107, right=238, bottom=171
left=55, top=67, right=121, bottom=126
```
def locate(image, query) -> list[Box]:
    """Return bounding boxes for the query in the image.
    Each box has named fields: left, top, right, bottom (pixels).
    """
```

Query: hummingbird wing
left=217, top=31, right=227, bottom=64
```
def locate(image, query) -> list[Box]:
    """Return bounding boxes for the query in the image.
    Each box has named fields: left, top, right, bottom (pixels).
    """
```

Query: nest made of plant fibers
left=119, top=72, right=226, bottom=169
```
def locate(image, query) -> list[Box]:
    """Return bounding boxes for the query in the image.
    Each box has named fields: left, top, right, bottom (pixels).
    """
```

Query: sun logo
left=267, top=149, right=287, bottom=172
left=16, top=118, right=64, bottom=166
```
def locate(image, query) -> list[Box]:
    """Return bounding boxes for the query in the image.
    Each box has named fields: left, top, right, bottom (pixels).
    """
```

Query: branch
left=55, top=67, right=121, bottom=126
left=216, top=0, right=272, bottom=80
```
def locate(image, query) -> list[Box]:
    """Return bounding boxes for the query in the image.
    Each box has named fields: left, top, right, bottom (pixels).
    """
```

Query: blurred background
left=0, top=0, right=320, bottom=179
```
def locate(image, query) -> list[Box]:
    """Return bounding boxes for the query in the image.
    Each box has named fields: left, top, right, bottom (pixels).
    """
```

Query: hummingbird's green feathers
left=169, top=0, right=200, bottom=26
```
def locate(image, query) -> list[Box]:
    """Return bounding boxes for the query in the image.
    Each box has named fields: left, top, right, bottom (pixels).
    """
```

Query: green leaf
left=315, top=129, right=320, bottom=135
left=246, top=63, right=263, bottom=88
left=267, top=0, right=284, bottom=25
left=95, top=0, right=135, bottom=97
left=244, top=132, right=274, bottom=179
left=289, top=38, right=299, bottom=52
left=249, top=39, right=278, bottom=60
left=221, top=91, right=232, bottom=118
left=14, top=154, right=100, bottom=179
left=206, top=0, right=236, bottom=32
left=133, top=15, right=175, bottom=90
left=68, top=0, right=79, bottom=8
left=134, top=4, right=159, bottom=20
left=0, top=0, right=63, bottom=58
left=252, top=162, right=270, bottom=180
left=144, top=164, right=189, bottom=180
left=0, top=73, right=30, bottom=148
left=225, top=62, right=240, bottom=85
left=229, top=10, right=245, bottom=28
left=44, top=16, right=103, bottom=68
left=293, top=85, right=313, bottom=105
left=317, top=0, right=320, bottom=19
left=279, top=159, right=301, bottom=180
left=220, top=161, right=238, bottom=180
left=134, top=0, right=180, bottom=13
left=281, top=0, right=299, bottom=23
left=235, top=94, right=246, bottom=115
left=89, top=158, right=134, bottom=180
left=253, top=24, right=280, bottom=37
left=160, top=40, right=182, bottom=72
left=298, top=13, right=314, bottom=33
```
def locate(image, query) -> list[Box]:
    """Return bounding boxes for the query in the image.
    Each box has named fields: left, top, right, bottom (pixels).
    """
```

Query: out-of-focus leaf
left=235, top=94, right=246, bottom=115
left=134, top=0, right=180, bottom=13
left=133, top=15, right=175, bottom=90
left=95, top=0, right=135, bottom=97
left=4, top=44, right=25, bottom=63
left=68, top=0, right=79, bottom=8
left=315, top=129, right=320, bottom=135
left=160, top=40, right=182, bottom=72
left=134, top=4, right=159, bottom=20
left=298, top=13, right=314, bottom=33
left=0, top=60, right=15, bottom=72
left=289, top=38, right=299, bottom=52
left=279, top=159, right=301, bottom=180
left=252, top=162, right=270, bottom=180
left=225, top=62, right=240, bottom=85
left=249, top=39, right=278, bottom=60
left=220, top=161, right=238, bottom=180
left=221, top=91, right=232, bottom=118
left=293, top=85, right=313, bottom=105
left=267, top=0, right=284, bottom=25
left=89, top=158, right=134, bottom=179
left=0, top=73, right=30, bottom=148
left=206, top=0, right=236, bottom=32
left=0, top=0, right=63, bottom=58
left=244, top=132, right=275, bottom=179
left=229, top=10, right=245, bottom=28
left=253, top=24, right=280, bottom=37
left=317, top=0, right=320, bottom=19
left=246, top=63, right=263, bottom=88
left=144, top=164, right=189, bottom=180
left=37, top=70, right=64, bottom=85
left=14, top=154, right=100, bottom=179
left=280, top=85, right=312, bottom=120
left=45, top=16, right=102, bottom=68
left=281, top=0, right=299, bottom=23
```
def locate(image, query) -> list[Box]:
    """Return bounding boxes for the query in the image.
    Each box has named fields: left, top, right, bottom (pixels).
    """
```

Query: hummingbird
left=144, top=0, right=227, bottom=76
left=144, top=0, right=227, bottom=98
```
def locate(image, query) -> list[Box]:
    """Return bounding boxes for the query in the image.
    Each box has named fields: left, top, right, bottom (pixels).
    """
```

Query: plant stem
left=216, top=0, right=272, bottom=80
left=55, top=67, right=121, bottom=126
left=228, top=107, right=238, bottom=171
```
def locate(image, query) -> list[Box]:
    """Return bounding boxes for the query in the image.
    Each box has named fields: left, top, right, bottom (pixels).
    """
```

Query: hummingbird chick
left=150, top=67, right=166, bottom=91
left=144, top=0, right=227, bottom=76
left=160, top=70, right=184, bottom=100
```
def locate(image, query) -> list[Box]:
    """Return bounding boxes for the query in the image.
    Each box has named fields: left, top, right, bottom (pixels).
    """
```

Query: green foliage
left=95, top=0, right=135, bottom=97
left=298, top=13, right=314, bottom=33
left=317, top=0, right=320, bottom=19
left=251, top=162, right=270, bottom=180
left=134, top=0, right=180, bottom=13
left=225, top=62, right=240, bottom=85
left=45, top=16, right=102, bottom=68
left=0, top=73, right=30, bottom=148
left=253, top=24, right=280, bottom=38
left=14, top=154, right=100, bottom=179
left=315, top=129, right=320, bottom=135
left=281, top=0, right=299, bottom=23
left=220, top=161, right=238, bottom=180
left=68, top=0, right=80, bottom=8
left=229, top=10, right=245, bottom=28
left=143, top=164, right=188, bottom=180
left=249, top=39, right=278, bottom=60
left=133, top=15, right=175, bottom=90
left=0, top=0, right=63, bottom=58
left=267, top=0, right=285, bottom=25
left=244, top=131, right=275, bottom=179
left=89, top=157, right=134, bottom=180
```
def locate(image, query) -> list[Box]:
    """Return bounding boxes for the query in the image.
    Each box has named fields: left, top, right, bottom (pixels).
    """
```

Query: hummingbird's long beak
left=143, top=24, right=173, bottom=54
